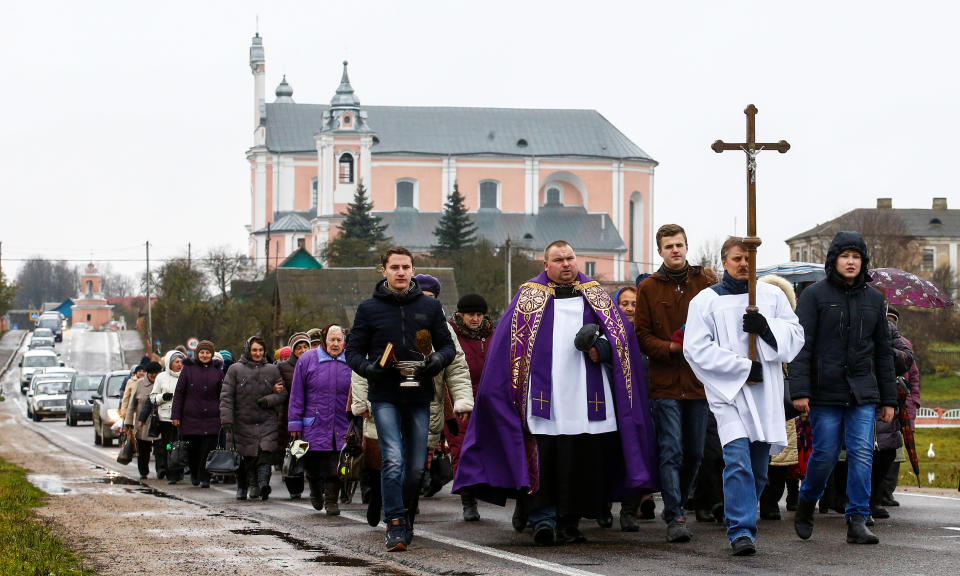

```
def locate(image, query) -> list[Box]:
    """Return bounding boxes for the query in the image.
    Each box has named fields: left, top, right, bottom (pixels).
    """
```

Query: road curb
left=0, top=331, right=29, bottom=383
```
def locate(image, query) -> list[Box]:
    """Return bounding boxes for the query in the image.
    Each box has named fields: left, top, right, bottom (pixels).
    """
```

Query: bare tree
left=203, top=246, right=249, bottom=303
left=692, top=237, right=724, bottom=277
left=98, top=263, right=135, bottom=298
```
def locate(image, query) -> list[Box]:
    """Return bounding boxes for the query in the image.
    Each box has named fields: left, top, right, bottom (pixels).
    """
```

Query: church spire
left=330, top=60, right=360, bottom=108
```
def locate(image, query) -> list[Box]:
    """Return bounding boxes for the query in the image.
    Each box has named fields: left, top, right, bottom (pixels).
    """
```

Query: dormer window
left=342, top=114, right=352, bottom=127
left=339, top=153, right=354, bottom=183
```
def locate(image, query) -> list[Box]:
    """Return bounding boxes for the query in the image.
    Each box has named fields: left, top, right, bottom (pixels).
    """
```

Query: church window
left=585, top=261, right=596, bottom=277
left=343, top=114, right=352, bottom=126
left=922, top=247, right=936, bottom=271
left=310, top=177, right=318, bottom=210
left=546, top=187, right=562, bottom=206
left=396, top=179, right=416, bottom=208
left=338, top=153, right=354, bottom=183
left=479, top=180, right=500, bottom=209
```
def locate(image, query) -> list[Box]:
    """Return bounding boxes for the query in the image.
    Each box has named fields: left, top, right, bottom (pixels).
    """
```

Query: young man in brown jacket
left=634, top=224, right=716, bottom=542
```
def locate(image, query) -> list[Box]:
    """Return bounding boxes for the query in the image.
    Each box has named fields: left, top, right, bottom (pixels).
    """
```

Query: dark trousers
left=760, top=465, right=788, bottom=512
left=301, top=450, right=340, bottom=500
left=871, top=448, right=897, bottom=505
left=157, top=421, right=182, bottom=481
left=692, top=413, right=724, bottom=511
left=184, top=434, right=218, bottom=483
left=136, top=439, right=153, bottom=478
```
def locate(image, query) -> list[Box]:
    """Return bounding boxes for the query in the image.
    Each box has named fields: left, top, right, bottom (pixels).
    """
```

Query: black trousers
left=692, top=413, right=724, bottom=511
left=760, top=465, right=788, bottom=512
left=136, top=439, right=153, bottom=478
left=184, top=434, right=218, bottom=483
left=301, top=450, right=340, bottom=496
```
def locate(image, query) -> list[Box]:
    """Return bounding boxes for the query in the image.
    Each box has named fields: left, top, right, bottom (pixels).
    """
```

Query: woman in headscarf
left=150, top=350, right=185, bottom=484
left=288, top=324, right=353, bottom=515
left=278, top=332, right=311, bottom=499
left=124, top=361, right=163, bottom=480
left=171, top=340, right=223, bottom=488
left=220, top=336, right=287, bottom=501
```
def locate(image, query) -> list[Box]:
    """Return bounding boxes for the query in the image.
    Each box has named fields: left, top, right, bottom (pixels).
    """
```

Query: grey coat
left=124, top=375, right=157, bottom=441
left=219, top=355, right=287, bottom=458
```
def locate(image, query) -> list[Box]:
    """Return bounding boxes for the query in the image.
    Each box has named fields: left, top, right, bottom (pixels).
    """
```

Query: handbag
left=116, top=433, right=134, bottom=465
left=205, top=429, right=241, bottom=474
left=167, top=429, right=190, bottom=472
left=424, top=434, right=454, bottom=497
left=337, top=416, right=365, bottom=482
left=282, top=441, right=305, bottom=478
left=147, top=406, right=161, bottom=438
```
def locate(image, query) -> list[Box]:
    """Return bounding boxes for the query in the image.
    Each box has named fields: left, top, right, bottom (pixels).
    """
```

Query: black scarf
left=658, top=262, right=690, bottom=286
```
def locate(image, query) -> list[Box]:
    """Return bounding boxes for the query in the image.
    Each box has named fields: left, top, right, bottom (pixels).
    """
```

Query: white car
left=19, top=349, right=61, bottom=393
left=27, top=375, right=71, bottom=421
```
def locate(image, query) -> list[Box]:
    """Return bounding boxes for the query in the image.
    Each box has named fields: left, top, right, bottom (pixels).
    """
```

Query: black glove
left=747, top=360, right=764, bottom=383
left=418, top=352, right=444, bottom=379
left=364, top=362, right=395, bottom=383
left=256, top=397, right=269, bottom=408
left=742, top=312, right=770, bottom=336
left=222, top=423, right=233, bottom=433
left=592, top=338, right=613, bottom=364
left=162, top=392, right=173, bottom=401
left=574, top=324, right=601, bottom=352
left=445, top=418, right=459, bottom=436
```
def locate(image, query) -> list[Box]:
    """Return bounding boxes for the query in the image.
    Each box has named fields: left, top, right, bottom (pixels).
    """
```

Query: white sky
left=2, top=0, right=957, bottom=279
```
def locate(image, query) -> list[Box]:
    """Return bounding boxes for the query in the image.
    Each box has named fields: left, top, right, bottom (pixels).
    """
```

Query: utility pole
left=504, top=237, right=512, bottom=312
left=146, top=241, right=152, bottom=355
left=188, top=242, right=192, bottom=269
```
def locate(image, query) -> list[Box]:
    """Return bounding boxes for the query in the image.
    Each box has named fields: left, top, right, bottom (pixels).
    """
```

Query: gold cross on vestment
left=588, top=392, right=604, bottom=413
left=711, top=104, right=790, bottom=382
left=533, top=391, right=550, bottom=410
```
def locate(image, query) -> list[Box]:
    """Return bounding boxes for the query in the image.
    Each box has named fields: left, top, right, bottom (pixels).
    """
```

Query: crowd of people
left=115, top=228, right=919, bottom=556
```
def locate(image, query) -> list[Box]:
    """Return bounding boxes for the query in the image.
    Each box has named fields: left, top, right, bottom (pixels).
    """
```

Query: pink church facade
left=246, top=34, right=656, bottom=282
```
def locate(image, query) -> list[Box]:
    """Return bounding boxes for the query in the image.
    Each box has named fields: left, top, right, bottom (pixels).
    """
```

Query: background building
left=246, top=33, right=657, bottom=281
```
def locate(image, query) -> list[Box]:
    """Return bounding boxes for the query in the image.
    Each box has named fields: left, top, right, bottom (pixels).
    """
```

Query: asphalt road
left=3, top=329, right=959, bottom=575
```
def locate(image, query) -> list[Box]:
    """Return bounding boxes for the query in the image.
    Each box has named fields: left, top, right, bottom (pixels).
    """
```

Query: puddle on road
left=95, top=471, right=142, bottom=486
left=27, top=474, right=72, bottom=494
left=229, top=527, right=414, bottom=570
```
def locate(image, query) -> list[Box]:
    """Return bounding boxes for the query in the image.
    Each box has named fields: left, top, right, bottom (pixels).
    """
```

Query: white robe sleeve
left=756, top=290, right=805, bottom=364
left=683, top=292, right=752, bottom=405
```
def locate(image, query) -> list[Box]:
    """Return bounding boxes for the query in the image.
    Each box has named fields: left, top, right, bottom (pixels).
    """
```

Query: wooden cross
left=588, top=392, right=604, bottom=413
left=712, top=105, right=790, bottom=373
left=533, top=391, right=550, bottom=411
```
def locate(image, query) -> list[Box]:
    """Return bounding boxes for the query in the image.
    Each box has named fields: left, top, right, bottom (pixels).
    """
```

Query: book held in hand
left=378, top=342, right=396, bottom=368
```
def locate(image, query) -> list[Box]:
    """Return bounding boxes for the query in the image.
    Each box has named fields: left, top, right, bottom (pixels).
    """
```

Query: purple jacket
left=287, top=346, right=352, bottom=452
left=171, top=357, right=224, bottom=436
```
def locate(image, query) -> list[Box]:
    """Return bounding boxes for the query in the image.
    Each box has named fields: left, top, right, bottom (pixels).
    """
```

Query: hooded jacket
left=344, top=278, right=457, bottom=404
left=171, top=356, right=224, bottom=436
left=150, top=351, right=183, bottom=422
left=287, top=346, right=353, bottom=451
left=788, top=231, right=897, bottom=408
left=219, top=350, right=287, bottom=457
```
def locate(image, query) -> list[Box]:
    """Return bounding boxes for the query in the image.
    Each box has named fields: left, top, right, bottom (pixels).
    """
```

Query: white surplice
left=683, top=282, right=804, bottom=452
left=527, top=296, right=617, bottom=436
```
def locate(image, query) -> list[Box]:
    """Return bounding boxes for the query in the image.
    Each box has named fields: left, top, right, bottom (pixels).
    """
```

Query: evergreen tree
left=322, top=180, right=391, bottom=266
left=433, top=182, right=477, bottom=254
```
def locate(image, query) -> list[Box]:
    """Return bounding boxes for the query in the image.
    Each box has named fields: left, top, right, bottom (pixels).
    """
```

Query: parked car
left=36, top=314, right=63, bottom=342
left=92, top=370, right=127, bottom=447
left=66, top=373, right=104, bottom=426
left=19, top=349, right=61, bottom=393
left=33, top=328, right=55, bottom=339
left=26, top=376, right=71, bottom=421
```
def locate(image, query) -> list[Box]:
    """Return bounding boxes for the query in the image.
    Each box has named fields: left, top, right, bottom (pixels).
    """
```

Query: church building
left=246, top=33, right=657, bottom=282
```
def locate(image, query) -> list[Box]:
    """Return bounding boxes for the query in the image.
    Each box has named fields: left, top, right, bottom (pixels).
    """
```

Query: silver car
left=27, top=376, right=71, bottom=421
left=91, top=371, right=128, bottom=447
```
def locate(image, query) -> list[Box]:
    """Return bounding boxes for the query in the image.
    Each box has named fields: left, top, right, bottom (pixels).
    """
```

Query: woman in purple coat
left=288, top=324, right=352, bottom=515
left=171, top=340, right=224, bottom=488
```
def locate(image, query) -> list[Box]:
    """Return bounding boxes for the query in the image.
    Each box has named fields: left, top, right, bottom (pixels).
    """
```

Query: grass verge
left=0, top=457, right=91, bottom=575
left=898, top=427, right=960, bottom=490
left=919, top=373, right=960, bottom=410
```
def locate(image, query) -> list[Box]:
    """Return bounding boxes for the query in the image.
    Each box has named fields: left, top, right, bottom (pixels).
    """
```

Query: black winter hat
left=457, top=293, right=488, bottom=314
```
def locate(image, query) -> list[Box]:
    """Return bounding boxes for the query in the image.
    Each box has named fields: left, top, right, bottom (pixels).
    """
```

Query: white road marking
left=944, top=527, right=960, bottom=531
left=894, top=491, right=960, bottom=502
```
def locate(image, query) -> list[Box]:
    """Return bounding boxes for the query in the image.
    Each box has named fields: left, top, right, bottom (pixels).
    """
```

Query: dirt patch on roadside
left=0, top=411, right=377, bottom=576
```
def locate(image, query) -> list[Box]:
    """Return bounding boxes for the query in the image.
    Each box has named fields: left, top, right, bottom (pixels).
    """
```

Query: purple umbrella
left=868, top=268, right=954, bottom=309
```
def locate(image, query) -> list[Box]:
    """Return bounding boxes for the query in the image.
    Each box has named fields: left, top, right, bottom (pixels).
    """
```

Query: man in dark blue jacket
left=345, top=246, right=456, bottom=552
left=788, top=231, right=897, bottom=545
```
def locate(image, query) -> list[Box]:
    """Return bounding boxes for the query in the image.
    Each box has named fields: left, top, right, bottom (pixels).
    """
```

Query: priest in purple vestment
left=452, top=240, right=659, bottom=545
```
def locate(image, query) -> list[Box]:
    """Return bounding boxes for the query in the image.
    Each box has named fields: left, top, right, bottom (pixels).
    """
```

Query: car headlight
left=73, top=399, right=86, bottom=406
left=106, top=409, right=120, bottom=422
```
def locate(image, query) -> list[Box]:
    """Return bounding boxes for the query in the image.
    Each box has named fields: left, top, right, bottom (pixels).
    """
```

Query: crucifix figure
left=711, top=105, right=790, bottom=380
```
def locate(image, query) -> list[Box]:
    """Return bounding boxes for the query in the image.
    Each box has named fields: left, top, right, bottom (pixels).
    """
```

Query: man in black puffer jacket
left=788, top=231, right=897, bottom=545
left=345, top=246, right=456, bottom=552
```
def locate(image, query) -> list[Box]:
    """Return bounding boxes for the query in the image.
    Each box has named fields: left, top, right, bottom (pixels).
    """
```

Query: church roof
left=254, top=211, right=312, bottom=234
left=262, top=102, right=655, bottom=162
left=376, top=205, right=627, bottom=254
left=786, top=207, right=960, bottom=242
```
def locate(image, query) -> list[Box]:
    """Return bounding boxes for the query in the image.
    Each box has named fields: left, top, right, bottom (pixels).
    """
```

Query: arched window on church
left=396, top=179, right=416, bottom=209
left=479, top=180, right=500, bottom=209
left=546, top=187, right=562, bottom=206
left=338, top=153, right=354, bottom=184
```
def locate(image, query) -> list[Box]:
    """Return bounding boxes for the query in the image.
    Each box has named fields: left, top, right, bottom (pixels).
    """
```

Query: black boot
left=324, top=480, right=341, bottom=515
left=794, top=499, right=816, bottom=540
left=366, top=470, right=382, bottom=527
left=246, top=467, right=260, bottom=500
left=236, top=486, right=247, bottom=500
left=257, top=464, right=272, bottom=501
left=785, top=478, right=799, bottom=511
left=846, top=514, right=879, bottom=544
left=308, top=476, right=324, bottom=511
left=619, top=498, right=639, bottom=532
left=462, top=494, right=480, bottom=521
left=512, top=499, right=528, bottom=532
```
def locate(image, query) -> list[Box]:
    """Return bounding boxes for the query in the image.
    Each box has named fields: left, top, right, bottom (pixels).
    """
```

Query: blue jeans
left=799, top=403, right=875, bottom=518
left=722, top=438, right=770, bottom=542
left=650, top=398, right=709, bottom=523
left=371, top=401, right=431, bottom=522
